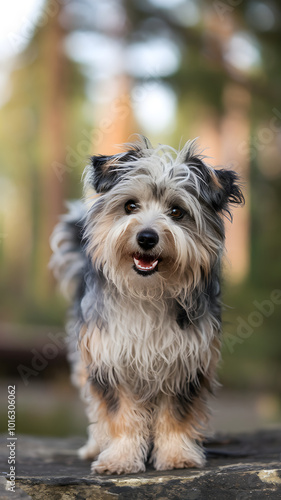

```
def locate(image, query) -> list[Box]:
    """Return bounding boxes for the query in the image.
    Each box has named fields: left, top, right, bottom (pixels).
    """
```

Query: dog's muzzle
left=137, top=229, right=159, bottom=251
left=133, top=229, right=160, bottom=275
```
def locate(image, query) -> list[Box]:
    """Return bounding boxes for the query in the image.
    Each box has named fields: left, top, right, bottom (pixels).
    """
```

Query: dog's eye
left=170, top=206, right=185, bottom=220
left=124, top=200, right=139, bottom=214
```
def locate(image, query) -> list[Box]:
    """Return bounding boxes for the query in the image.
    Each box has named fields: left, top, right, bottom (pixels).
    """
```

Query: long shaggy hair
left=50, top=136, right=244, bottom=474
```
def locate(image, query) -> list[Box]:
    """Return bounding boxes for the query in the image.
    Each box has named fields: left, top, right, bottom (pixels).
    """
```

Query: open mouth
left=132, top=253, right=160, bottom=276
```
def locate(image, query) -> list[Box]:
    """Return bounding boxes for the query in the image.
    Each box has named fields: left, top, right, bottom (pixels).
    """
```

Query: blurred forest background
left=0, top=0, right=280, bottom=436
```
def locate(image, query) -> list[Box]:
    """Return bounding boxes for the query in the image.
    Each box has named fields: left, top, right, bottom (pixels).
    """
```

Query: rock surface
left=0, top=430, right=281, bottom=499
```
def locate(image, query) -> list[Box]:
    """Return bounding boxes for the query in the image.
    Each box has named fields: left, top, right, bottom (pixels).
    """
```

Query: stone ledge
left=0, top=430, right=281, bottom=499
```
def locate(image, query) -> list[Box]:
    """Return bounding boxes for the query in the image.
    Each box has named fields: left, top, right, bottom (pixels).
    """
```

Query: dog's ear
left=90, top=148, right=143, bottom=193
left=90, top=155, right=120, bottom=193
left=209, top=169, right=245, bottom=215
left=186, top=154, right=244, bottom=216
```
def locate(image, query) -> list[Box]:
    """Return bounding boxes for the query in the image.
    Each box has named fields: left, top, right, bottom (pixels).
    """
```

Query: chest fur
left=81, top=296, right=217, bottom=396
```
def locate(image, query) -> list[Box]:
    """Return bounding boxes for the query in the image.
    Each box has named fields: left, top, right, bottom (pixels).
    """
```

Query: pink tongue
left=134, top=256, right=158, bottom=271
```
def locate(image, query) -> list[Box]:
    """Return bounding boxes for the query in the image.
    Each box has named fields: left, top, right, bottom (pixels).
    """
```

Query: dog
left=50, top=136, right=244, bottom=474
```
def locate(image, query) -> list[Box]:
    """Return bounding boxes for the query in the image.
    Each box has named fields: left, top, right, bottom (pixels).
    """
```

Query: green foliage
left=0, top=0, right=281, bottom=393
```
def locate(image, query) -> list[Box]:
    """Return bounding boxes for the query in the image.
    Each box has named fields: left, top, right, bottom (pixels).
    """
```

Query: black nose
left=137, top=229, right=159, bottom=251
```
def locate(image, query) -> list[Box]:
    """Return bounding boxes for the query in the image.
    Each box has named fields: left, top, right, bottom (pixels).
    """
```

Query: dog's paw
left=78, top=437, right=100, bottom=460
left=91, top=446, right=146, bottom=475
left=154, top=455, right=205, bottom=471
left=151, top=434, right=206, bottom=471
left=91, top=458, right=145, bottom=475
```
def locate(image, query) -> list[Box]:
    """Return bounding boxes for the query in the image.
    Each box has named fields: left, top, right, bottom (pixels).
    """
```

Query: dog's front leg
left=151, top=393, right=207, bottom=470
left=90, top=386, right=150, bottom=475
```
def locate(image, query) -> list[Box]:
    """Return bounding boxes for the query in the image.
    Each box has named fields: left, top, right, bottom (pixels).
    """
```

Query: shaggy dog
left=50, top=137, right=244, bottom=474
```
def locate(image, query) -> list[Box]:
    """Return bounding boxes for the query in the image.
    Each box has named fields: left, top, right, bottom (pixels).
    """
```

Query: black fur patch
left=90, top=147, right=144, bottom=193
left=151, top=182, right=166, bottom=201
left=90, top=155, right=116, bottom=193
left=90, top=370, right=119, bottom=414
left=205, top=267, right=222, bottom=324
left=76, top=263, right=107, bottom=330
left=176, top=263, right=222, bottom=329
left=211, top=169, right=245, bottom=216
left=65, top=216, right=85, bottom=248
left=172, top=371, right=209, bottom=422
left=185, top=155, right=244, bottom=216
left=175, top=302, right=191, bottom=329
left=62, top=214, right=88, bottom=308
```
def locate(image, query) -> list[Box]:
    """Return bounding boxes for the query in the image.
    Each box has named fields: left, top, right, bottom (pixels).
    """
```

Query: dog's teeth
left=134, top=257, right=158, bottom=271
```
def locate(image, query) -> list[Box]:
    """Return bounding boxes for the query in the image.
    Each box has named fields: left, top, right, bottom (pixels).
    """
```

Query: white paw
left=91, top=447, right=146, bottom=475
left=78, top=438, right=100, bottom=460
left=152, top=434, right=206, bottom=471
left=154, top=454, right=205, bottom=471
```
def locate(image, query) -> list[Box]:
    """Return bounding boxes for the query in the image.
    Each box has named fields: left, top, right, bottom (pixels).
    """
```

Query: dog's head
left=84, top=137, right=244, bottom=298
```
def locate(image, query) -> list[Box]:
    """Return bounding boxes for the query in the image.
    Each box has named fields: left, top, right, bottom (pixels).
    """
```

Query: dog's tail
left=50, top=201, right=86, bottom=301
